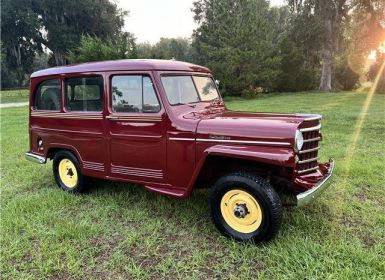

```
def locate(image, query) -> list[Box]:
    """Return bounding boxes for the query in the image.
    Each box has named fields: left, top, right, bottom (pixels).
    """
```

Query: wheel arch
left=47, top=144, right=83, bottom=164
left=184, top=144, right=295, bottom=197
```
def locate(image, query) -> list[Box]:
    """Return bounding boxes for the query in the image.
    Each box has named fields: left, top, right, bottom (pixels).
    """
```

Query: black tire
left=210, top=172, right=282, bottom=243
left=52, top=150, right=87, bottom=193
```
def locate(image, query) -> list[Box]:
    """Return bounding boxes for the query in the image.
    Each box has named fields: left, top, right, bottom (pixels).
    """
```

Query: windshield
left=161, top=75, right=220, bottom=105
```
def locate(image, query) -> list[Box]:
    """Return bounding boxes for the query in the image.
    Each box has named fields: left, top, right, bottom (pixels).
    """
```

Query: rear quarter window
left=34, top=79, right=61, bottom=111
left=65, top=76, right=104, bottom=112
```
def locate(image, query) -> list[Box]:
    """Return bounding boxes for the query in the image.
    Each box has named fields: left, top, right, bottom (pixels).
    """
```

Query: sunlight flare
left=343, top=59, right=385, bottom=175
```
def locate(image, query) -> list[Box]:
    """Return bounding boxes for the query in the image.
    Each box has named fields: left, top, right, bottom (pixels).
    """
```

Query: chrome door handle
left=106, top=115, right=118, bottom=120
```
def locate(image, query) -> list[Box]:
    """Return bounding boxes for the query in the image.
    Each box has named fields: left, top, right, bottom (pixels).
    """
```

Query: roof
left=31, top=59, right=211, bottom=78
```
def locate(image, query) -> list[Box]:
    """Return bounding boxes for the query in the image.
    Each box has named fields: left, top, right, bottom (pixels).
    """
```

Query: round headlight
left=295, top=130, right=304, bottom=151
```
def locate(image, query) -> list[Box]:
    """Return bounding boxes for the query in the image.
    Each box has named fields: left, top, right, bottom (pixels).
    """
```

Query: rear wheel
left=53, top=150, right=87, bottom=193
left=210, top=172, right=282, bottom=242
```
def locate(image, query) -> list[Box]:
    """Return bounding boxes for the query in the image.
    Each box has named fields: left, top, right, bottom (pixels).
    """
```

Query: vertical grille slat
left=297, top=123, right=321, bottom=174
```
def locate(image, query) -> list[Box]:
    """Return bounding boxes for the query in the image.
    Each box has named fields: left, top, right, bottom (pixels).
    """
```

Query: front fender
left=184, top=144, right=295, bottom=197
left=202, top=144, right=295, bottom=167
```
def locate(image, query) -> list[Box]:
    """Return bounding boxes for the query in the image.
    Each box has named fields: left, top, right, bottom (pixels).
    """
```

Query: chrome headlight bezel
left=295, top=130, right=304, bottom=152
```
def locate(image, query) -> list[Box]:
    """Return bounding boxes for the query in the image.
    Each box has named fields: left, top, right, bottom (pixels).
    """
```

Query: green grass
left=0, top=89, right=29, bottom=103
left=1, top=91, right=384, bottom=279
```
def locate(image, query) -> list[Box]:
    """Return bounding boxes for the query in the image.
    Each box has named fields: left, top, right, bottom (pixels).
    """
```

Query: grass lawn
left=1, top=91, right=384, bottom=279
left=0, top=89, right=29, bottom=103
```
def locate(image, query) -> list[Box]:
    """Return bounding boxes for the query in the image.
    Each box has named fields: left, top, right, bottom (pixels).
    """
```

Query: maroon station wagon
left=26, top=59, right=334, bottom=242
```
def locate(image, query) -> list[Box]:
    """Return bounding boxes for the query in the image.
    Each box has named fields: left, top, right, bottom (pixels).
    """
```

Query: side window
left=34, top=79, right=61, bottom=110
left=111, top=75, right=160, bottom=113
left=65, top=76, right=103, bottom=112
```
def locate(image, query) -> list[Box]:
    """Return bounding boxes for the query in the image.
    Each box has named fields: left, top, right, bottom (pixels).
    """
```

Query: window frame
left=64, top=75, right=104, bottom=113
left=160, top=73, right=221, bottom=106
left=33, top=78, right=62, bottom=111
left=109, top=73, right=162, bottom=114
left=192, top=75, right=221, bottom=102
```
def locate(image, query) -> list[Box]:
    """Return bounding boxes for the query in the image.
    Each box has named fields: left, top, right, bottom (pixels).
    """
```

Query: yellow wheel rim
left=220, top=189, right=263, bottom=233
left=58, top=159, right=78, bottom=188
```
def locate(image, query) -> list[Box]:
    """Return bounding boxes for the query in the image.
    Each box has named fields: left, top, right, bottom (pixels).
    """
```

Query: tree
left=368, top=52, right=385, bottom=94
left=1, top=46, right=19, bottom=88
left=288, top=0, right=385, bottom=91
left=287, top=0, right=351, bottom=91
left=1, top=0, right=44, bottom=87
left=1, top=0, right=128, bottom=66
left=67, top=33, right=137, bottom=63
left=347, top=0, right=385, bottom=74
left=37, top=0, right=128, bottom=65
left=271, top=5, right=321, bottom=91
left=192, top=0, right=280, bottom=96
left=136, top=38, right=194, bottom=62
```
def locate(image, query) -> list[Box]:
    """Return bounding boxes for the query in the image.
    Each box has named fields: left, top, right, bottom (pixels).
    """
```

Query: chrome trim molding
left=106, top=115, right=162, bottom=122
left=296, top=114, right=322, bottom=121
left=169, top=137, right=195, bottom=141
left=111, top=165, right=163, bottom=179
left=304, top=115, right=322, bottom=121
left=25, top=152, right=46, bottom=164
left=298, top=157, right=319, bottom=164
left=33, top=127, right=103, bottom=135
left=111, top=133, right=162, bottom=140
left=299, top=124, right=321, bottom=132
left=31, top=112, right=103, bottom=120
left=303, top=137, right=321, bottom=143
left=297, top=166, right=319, bottom=174
left=299, top=147, right=320, bottom=154
left=296, top=159, right=334, bottom=206
left=83, top=161, right=104, bottom=172
left=196, top=138, right=291, bottom=147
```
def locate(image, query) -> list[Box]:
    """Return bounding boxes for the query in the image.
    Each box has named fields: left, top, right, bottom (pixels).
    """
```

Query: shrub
left=334, top=58, right=360, bottom=91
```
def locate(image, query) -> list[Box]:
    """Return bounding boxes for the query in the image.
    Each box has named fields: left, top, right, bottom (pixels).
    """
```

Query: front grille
left=297, top=124, right=321, bottom=174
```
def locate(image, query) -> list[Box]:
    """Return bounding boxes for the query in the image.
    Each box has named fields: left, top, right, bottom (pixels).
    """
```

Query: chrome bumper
left=25, top=152, right=46, bottom=164
left=296, top=159, right=334, bottom=206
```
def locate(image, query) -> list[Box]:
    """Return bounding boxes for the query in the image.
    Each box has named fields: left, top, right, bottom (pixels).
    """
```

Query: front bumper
left=296, top=159, right=334, bottom=206
left=25, top=152, right=46, bottom=164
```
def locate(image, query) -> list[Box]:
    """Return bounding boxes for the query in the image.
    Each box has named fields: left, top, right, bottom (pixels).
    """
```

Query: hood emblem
left=209, top=135, right=231, bottom=140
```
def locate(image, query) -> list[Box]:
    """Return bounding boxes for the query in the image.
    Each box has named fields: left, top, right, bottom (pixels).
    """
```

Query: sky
left=119, top=0, right=285, bottom=44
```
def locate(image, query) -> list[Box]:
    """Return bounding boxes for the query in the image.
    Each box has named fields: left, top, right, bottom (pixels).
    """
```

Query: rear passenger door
left=62, top=75, right=107, bottom=176
left=106, top=72, right=166, bottom=183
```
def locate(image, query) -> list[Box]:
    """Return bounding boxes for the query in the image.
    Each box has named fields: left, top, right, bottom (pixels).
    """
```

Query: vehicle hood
left=192, top=109, right=320, bottom=146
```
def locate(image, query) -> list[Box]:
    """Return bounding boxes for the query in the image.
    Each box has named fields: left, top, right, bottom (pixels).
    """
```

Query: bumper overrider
left=296, top=158, right=334, bottom=206
left=25, top=152, right=46, bottom=164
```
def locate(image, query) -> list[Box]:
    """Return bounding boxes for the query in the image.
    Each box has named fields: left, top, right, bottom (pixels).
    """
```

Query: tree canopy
left=1, top=0, right=128, bottom=87
left=1, top=0, right=384, bottom=94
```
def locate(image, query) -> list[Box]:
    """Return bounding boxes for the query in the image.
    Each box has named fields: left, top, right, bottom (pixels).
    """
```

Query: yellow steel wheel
left=220, top=189, right=263, bottom=233
left=58, top=158, right=78, bottom=188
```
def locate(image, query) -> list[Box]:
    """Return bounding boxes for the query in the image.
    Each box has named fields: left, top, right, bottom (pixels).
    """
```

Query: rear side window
left=111, top=75, right=160, bottom=113
left=34, top=79, right=61, bottom=110
left=65, top=76, right=103, bottom=112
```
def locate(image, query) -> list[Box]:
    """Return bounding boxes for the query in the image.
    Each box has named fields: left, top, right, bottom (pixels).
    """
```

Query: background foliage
left=1, top=0, right=384, bottom=94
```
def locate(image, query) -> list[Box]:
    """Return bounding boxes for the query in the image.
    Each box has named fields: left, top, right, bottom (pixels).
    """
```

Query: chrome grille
left=297, top=124, right=321, bottom=174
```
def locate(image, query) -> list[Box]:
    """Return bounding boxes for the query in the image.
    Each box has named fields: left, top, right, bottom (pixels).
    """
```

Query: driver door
left=106, top=72, right=166, bottom=182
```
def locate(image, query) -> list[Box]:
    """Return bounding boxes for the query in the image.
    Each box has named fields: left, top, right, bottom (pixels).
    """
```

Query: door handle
left=106, top=115, right=118, bottom=120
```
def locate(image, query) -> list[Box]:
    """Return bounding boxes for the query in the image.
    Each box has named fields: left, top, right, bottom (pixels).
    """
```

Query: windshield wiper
left=173, top=102, right=197, bottom=108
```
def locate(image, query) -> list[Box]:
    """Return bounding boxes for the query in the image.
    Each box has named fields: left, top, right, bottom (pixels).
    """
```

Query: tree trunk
left=53, top=51, right=66, bottom=66
left=319, top=18, right=333, bottom=91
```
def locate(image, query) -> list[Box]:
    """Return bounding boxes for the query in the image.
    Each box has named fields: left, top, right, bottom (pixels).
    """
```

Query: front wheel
left=53, top=150, right=87, bottom=193
left=210, top=172, right=282, bottom=242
